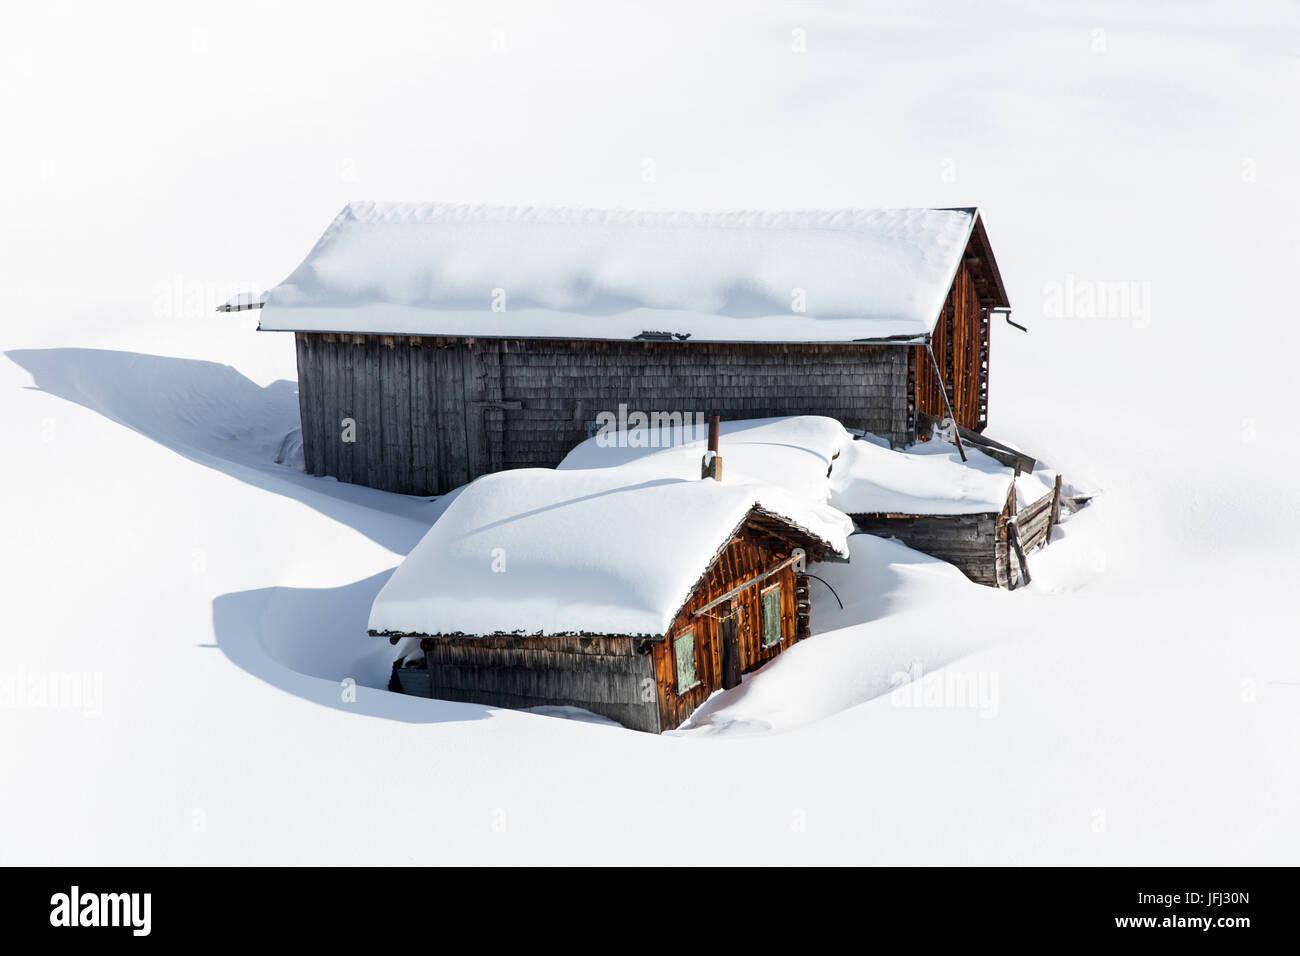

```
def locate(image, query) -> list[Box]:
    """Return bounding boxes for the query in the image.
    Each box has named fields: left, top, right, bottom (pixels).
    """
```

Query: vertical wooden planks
left=318, top=335, right=340, bottom=482
left=409, top=338, right=430, bottom=496
left=462, top=343, right=484, bottom=480
left=436, top=344, right=468, bottom=489
left=430, top=345, right=448, bottom=493
left=362, top=337, right=382, bottom=491
left=451, top=343, right=471, bottom=487
left=379, top=336, right=399, bottom=492
left=392, top=338, right=412, bottom=493
left=979, top=298, right=991, bottom=431
left=484, top=341, right=505, bottom=473
left=912, top=260, right=985, bottom=431
left=336, top=336, right=355, bottom=486
left=309, top=334, right=328, bottom=476
left=1047, top=473, right=1062, bottom=542
left=294, top=334, right=319, bottom=476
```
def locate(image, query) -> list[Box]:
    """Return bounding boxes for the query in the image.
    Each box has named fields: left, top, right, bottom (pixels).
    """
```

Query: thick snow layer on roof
left=258, top=202, right=975, bottom=342
left=368, top=468, right=852, bottom=639
left=828, top=438, right=1016, bottom=515
left=560, top=413, right=1052, bottom=516
left=559, top=415, right=847, bottom=503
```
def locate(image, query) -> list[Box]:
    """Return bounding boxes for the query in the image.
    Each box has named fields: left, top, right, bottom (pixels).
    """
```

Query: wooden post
left=1046, top=474, right=1063, bottom=543
left=701, top=414, right=722, bottom=480
left=925, top=344, right=966, bottom=462
left=1008, top=523, right=1031, bottom=588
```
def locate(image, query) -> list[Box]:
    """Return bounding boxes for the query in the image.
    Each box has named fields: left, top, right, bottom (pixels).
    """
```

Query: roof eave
left=254, top=321, right=929, bottom=346
left=968, top=211, right=1011, bottom=310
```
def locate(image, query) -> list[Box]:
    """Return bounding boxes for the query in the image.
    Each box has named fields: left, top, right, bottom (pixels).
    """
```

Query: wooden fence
left=1005, top=474, right=1063, bottom=589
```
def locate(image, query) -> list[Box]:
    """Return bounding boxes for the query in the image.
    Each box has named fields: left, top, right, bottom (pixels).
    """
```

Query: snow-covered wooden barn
left=369, top=467, right=851, bottom=733
left=248, top=202, right=1010, bottom=496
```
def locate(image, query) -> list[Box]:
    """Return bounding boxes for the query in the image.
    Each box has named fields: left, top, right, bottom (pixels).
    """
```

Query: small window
left=674, top=628, right=699, bottom=693
left=761, top=584, right=783, bottom=648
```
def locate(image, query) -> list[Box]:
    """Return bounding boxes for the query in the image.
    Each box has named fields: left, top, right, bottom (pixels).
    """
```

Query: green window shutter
left=674, top=629, right=699, bottom=693
left=761, top=586, right=783, bottom=647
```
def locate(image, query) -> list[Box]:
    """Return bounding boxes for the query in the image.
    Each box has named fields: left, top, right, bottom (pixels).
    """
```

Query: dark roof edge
left=968, top=211, right=1011, bottom=310
left=932, top=207, right=1011, bottom=313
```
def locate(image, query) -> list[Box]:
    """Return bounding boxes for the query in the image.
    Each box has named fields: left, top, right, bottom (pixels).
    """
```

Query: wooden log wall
left=912, top=261, right=987, bottom=433
left=852, top=512, right=1002, bottom=588
left=295, top=333, right=912, bottom=496
left=649, top=523, right=803, bottom=732
left=418, top=634, right=661, bottom=733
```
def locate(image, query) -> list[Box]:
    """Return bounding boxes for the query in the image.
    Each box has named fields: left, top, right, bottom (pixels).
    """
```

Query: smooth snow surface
left=830, top=436, right=1016, bottom=515
left=369, top=467, right=851, bottom=638
left=559, top=413, right=1053, bottom=516
left=257, top=202, right=975, bottom=341
left=559, top=415, right=848, bottom=502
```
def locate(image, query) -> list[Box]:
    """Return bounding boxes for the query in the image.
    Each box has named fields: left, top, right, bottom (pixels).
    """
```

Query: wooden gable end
left=911, top=215, right=1009, bottom=434
left=648, top=512, right=818, bottom=732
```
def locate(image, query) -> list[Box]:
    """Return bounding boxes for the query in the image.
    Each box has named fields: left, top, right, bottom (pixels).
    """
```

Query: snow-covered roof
left=829, top=433, right=1052, bottom=515
left=258, top=202, right=982, bottom=343
left=559, top=416, right=847, bottom=503
left=561, top=413, right=1051, bottom=516
left=368, top=468, right=853, bottom=640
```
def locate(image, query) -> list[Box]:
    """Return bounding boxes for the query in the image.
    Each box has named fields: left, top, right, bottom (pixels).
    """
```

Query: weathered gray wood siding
left=296, top=333, right=912, bottom=495
left=1013, top=487, right=1055, bottom=553
left=415, top=635, right=660, bottom=733
left=851, top=513, right=1002, bottom=588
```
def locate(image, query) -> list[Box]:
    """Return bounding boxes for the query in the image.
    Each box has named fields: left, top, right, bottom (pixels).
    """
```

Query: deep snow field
left=2, top=0, right=1298, bottom=864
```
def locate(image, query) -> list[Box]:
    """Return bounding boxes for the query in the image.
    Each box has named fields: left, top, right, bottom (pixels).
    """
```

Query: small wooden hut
left=851, top=485, right=1017, bottom=589
left=369, top=467, right=851, bottom=733
left=848, top=461, right=1065, bottom=589
left=823, top=421, right=1061, bottom=589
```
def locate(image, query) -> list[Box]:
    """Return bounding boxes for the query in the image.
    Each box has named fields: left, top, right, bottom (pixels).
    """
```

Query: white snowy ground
left=2, top=1, right=1298, bottom=864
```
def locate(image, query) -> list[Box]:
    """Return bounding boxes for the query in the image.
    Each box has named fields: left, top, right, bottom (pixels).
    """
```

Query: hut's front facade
left=369, top=468, right=851, bottom=733
left=249, top=202, right=1010, bottom=496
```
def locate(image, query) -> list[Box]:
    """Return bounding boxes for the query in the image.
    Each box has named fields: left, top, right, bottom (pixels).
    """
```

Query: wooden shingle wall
left=296, top=334, right=912, bottom=495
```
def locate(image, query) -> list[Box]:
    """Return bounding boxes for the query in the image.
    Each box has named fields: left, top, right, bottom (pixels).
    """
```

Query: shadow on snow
left=7, top=347, right=491, bottom=724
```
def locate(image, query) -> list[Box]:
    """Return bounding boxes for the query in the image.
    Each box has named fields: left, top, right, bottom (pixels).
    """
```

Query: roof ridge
left=339, top=200, right=975, bottom=233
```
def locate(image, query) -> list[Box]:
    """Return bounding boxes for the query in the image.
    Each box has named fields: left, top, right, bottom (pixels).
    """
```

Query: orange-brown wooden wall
left=650, top=525, right=801, bottom=732
left=912, top=260, right=989, bottom=432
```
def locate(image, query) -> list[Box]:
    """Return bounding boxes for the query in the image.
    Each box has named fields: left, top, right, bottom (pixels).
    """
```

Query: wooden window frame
left=674, top=627, right=700, bottom=694
left=760, top=583, right=784, bottom=648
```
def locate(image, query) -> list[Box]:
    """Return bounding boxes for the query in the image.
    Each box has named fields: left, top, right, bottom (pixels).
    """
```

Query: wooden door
left=720, top=603, right=742, bottom=690
left=462, top=342, right=518, bottom=484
